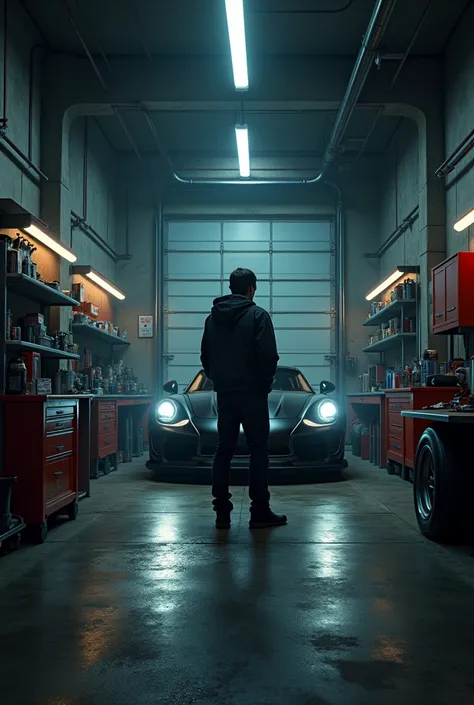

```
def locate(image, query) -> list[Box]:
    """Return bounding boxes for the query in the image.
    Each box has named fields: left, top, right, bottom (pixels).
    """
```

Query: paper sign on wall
left=138, top=315, right=154, bottom=338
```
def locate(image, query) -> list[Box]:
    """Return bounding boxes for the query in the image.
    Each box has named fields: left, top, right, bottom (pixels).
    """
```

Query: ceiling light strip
left=225, top=0, right=249, bottom=91
left=235, top=125, right=250, bottom=178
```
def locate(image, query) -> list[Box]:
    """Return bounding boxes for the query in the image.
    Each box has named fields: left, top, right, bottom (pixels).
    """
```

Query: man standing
left=201, top=267, right=287, bottom=530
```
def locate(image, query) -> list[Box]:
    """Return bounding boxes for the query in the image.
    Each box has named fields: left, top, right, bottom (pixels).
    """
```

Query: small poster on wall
left=138, top=315, right=154, bottom=338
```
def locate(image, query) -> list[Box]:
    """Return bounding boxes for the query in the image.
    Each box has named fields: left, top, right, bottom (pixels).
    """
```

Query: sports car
left=147, top=366, right=347, bottom=479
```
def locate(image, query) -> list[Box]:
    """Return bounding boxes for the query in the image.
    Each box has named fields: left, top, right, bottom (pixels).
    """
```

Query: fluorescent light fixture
left=365, top=270, right=403, bottom=301
left=24, top=223, right=77, bottom=263
left=225, top=0, right=249, bottom=91
left=365, top=266, right=420, bottom=301
left=72, top=265, right=126, bottom=301
left=454, top=208, right=474, bottom=232
left=235, top=125, right=250, bottom=178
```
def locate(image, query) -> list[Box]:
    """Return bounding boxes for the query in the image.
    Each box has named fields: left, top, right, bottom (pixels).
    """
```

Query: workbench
left=346, top=392, right=386, bottom=468
left=90, top=395, right=153, bottom=478
left=401, top=409, right=474, bottom=542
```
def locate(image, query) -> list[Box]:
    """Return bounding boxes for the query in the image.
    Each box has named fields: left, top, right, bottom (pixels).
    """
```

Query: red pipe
left=436, top=128, right=474, bottom=178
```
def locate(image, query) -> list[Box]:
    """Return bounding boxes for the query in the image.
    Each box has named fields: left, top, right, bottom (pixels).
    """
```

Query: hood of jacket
left=210, top=294, right=255, bottom=327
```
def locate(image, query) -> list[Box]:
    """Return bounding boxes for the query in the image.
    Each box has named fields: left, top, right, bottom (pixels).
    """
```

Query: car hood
left=186, top=390, right=312, bottom=420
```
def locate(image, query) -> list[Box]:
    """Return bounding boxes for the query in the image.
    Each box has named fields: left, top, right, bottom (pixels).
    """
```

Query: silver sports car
left=147, top=366, right=347, bottom=479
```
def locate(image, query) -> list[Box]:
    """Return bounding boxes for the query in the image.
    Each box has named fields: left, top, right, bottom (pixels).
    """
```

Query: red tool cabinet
left=1, top=395, right=79, bottom=543
left=91, top=399, right=118, bottom=477
left=432, top=252, right=474, bottom=333
left=385, top=388, right=458, bottom=476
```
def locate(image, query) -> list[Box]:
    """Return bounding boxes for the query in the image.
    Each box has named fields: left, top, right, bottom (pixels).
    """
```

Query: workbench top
left=401, top=409, right=474, bottom=423
left=346, top=392, right=385, bottom=397
left=92, top=395, right=154, bottom=400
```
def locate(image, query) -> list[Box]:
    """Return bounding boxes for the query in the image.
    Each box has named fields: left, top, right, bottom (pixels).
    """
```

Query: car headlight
left=317, top=399, right=338, bottom=423
left=303, top=399, right=338, bottom=427
left=156, top=400, right=177, bottom=423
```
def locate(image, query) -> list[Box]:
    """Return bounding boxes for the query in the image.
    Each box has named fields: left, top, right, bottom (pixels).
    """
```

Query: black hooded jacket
left=200, top=295, right=279, bottom=394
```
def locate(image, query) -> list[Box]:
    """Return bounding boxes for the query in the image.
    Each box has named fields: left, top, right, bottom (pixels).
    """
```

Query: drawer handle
left=447, top=306, right=457, bottom=313
left=55, top=422, right=65, bottom=428
left=56, top=445, right=65, bottom=451
left=435, top=312, right=444, bottom=318
left=53, top=471, right=63, bottom=477
left=392, top=443, right=401, bottom=450
left=55, top=410, right=65, bottom=415
left=104, top=424, right=110, bottom=430
left=105, top=440, right=111, bottom=446
left=394, top=404, right=401, bottom=408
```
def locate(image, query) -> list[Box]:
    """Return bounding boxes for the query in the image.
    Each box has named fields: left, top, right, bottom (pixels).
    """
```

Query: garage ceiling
left=25, top=0, right=469, bottom=174
left=24, top=0, right=469, bottom=57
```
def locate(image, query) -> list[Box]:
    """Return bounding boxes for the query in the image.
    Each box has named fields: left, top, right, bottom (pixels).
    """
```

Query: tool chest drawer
left=44, top=431, right=74, bottom=459
left=44, top=455, right=73, bottom=503
left=46, top=405, right=76, bottom=418
left=99, top=418, right=116, bottom=435
left=46, top=416, right=74, bottom=434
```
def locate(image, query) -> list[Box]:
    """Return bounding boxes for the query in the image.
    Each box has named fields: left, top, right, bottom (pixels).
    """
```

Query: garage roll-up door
left=163, top=220, right=336, bottom=391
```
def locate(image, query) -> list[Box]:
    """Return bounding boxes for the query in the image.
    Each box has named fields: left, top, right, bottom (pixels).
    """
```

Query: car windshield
left=186, top=369, right=313, bottom=394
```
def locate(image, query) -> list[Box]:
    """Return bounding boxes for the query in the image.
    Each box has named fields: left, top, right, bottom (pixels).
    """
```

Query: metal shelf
left=363, top=333, right=416, bottom=353
left=363, top=299, right=417, bottom=327
left=6, top=340, right=80, bottom=360
left=72, top=324, right=130, bottom=347
left=7, top=274, right=79, bottom=307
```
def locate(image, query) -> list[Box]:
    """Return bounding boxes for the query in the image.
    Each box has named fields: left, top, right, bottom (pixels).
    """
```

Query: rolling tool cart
left=0, top=476, right=25, bottom=555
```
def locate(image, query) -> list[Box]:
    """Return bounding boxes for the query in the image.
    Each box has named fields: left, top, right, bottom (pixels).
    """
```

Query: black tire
left=413, top=425, right=466, bottom=542
left=67, top=501, right=79, bottom=521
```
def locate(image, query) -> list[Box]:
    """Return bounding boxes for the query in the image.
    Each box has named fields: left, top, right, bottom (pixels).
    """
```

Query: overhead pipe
left=435, top=128, right=474, bottom=179
left=143, top=0, right=397, bottom=185
left=365, top=206, right=419, bottom=258
left=71, top=210, right=131, bottom=262
left=59, top=0, right=108, bottom=93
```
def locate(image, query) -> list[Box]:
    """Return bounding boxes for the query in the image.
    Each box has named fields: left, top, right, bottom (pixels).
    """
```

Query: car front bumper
left=148, top=415, right=347, bottom=476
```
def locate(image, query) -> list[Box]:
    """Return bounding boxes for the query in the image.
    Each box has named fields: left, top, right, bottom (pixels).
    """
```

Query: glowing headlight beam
left=156, top=400, right=177, bottom=423
left=317, top=400, right=338, bottom=423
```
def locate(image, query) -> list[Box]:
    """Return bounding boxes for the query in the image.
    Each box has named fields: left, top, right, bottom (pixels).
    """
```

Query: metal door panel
left=168, top=296, right=216, bottom=312
left=272, top=221, right=331, bottom=242
left=168, top=222, right=221, bottom=241
left=168, top=252, right=221, bottom=278
left=167, top=280, right=221, bottom=297
left=273, top=296, right=331, bottom=312
left=223, top=222, right=270, bottom=241
left=273, top=252, right=332, bottom=276
left=275, top=328, right=331, bottom=352
left=273, top=280, right=331, bottom=297
left=272, top=313, right=332, bottom=329
left=223, top=252, right=270, bottom=278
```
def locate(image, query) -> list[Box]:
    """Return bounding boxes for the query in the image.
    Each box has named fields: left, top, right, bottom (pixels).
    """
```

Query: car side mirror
left=320, top=380, right=336, bottom=395
left=163, top=380, right=178, bottom=395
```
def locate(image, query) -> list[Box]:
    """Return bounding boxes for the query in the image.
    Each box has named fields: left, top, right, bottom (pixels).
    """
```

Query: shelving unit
left=0, top=236, right=81, bottom=393
left=72, top=323, right=130, bottom=347
left=7, top=274, right=79, bottom=307
left=5, top=340, right=79, bottom=360
left=363, top=299, right=416, bottom=327
left=363, top=333, right=416, bottom=354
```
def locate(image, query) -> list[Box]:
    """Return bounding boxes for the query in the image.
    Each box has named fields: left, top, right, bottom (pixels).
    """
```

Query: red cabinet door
left=432, top=264, right=446, bottom=330
left=445, top=256, right=459, bottom=325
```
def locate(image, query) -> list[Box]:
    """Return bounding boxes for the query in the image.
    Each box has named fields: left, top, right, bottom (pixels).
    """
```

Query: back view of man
left=201, top=267, right=287, bottom=530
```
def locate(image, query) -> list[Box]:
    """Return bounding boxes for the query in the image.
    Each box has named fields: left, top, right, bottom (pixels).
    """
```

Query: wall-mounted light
left=235, top=125, right=250, bottom=178
left=365, top=266, right=420, bottom=301
left=454, top=208, right=474, bottom=232
left=72, top=265, right=126, bottom=301
left=0, top=198, right=77, bottom=263
left=225, top=0, right=249, bottom=91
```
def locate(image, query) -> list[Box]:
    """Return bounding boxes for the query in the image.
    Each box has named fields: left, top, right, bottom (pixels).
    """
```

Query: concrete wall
left=0, top=0, right=42, bottom=214
left=444, top=1, right=474, bottom=257
left=115, top=156, right=381, bottom=394
left=68, top=117, right=119, bottom=279
left=378, top=119, right=421, bottom=274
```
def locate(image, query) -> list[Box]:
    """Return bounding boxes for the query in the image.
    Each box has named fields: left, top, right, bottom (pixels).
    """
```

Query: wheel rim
left=416, top=445, right=436, bottom=520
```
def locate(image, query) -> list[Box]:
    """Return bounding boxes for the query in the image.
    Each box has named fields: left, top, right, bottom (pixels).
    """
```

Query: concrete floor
left=2, top=458, right=474, bottom=705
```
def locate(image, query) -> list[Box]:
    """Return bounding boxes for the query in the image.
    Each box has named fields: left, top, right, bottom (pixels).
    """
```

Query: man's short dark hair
left=229, top=268, right=257, bottom=295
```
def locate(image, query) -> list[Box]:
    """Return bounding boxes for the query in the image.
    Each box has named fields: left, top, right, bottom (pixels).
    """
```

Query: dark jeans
left=212, top=391, right=271, bottom=511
